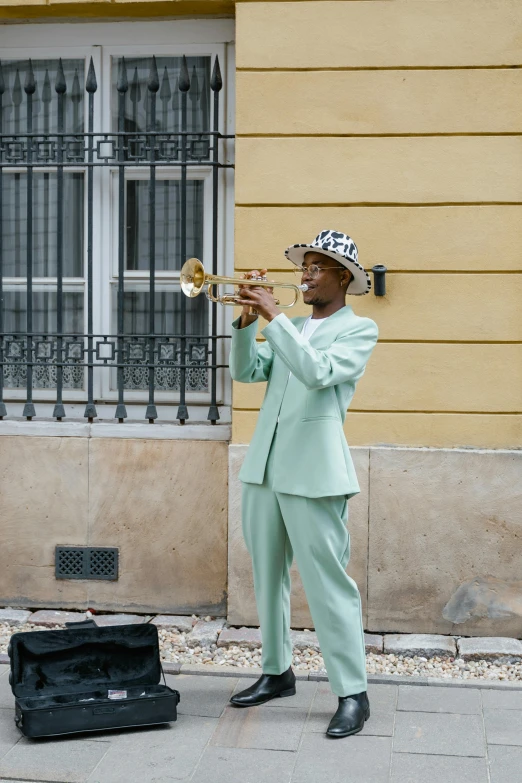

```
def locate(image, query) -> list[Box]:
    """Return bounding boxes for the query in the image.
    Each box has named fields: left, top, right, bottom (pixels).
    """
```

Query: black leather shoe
left=230, top=666, right=296, bottom=707
left=326, top=692, right=370, bottom=738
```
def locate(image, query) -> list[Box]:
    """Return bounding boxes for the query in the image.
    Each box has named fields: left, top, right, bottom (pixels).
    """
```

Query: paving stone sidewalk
left=0, top=664, right=521, bottom=782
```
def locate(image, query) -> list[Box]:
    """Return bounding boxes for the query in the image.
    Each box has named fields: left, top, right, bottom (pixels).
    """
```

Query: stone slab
left=0, top=736, right=110, bottom=783
left=481, top=689, right=522, bottom=710
left=27, top=610, right=86, bottom=627
left=308, top=669, right=329, bottom=682
left=397, top=684, right=481, bottom=714
left=293, top=734, right=391, bottom=783
left=365, top=633, right=384, bottom=653
left=0, top=668, right=14, bottom=709
left=180, top=663, right=264, bottom=679
left=0, top=609, right=31, bottom=626
left=291, top=630, right=320, bottom=652
left=488, top=745, right=522, bottom=783
left=217, top=627, right=262, bottom=649
left=390, top=753, right=488, bottom=783
left=0, top=710, right=22, bottom=761
left=191, top=746, right=296, bottom=783
left=305, top=681, right=396, bottom=737
left=87, top=439, right=228, bottom=615
left=92, top=613, right=147, bottom=626
left=188, top=618, right=226, bottom=647
left=0, top=436, right=90, bottom=609
left=210, top=703, right=307, bottom=751
left=393, top=711, right=486, bottom=756
left=368, top=448, right=522, bottom=636
left=162, top=661, right=182, bottom=675
left=227, top=445, right=370, bottom=628
left=85, top=715, right=218, bottom=782
left=483, top=708, right=522, bottom=746
left=458, top=637, right=522, bottom=662
left=167, top=673, right=238, bottom=718
left=384, top=634, right=456, bottom=657
left=151, top=615, right=195, bottom=632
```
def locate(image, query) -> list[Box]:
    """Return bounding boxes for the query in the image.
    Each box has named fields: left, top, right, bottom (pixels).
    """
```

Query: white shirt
left=300, top=315, right=328, bottom=341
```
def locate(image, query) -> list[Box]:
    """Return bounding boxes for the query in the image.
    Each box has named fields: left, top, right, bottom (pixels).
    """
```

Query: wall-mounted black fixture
left=371, top=265, right=387, bottom=296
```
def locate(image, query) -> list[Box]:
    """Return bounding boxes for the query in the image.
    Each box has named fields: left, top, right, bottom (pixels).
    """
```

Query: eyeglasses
left=292, top=264, right=346, bottom=280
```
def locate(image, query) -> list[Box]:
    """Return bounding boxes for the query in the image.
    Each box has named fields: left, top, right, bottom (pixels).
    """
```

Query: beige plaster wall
left=228, top=444, right=522, bottom=637
left=0, top=435, right=228, bottom=615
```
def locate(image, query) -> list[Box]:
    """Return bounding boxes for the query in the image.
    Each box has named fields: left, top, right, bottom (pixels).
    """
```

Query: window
left=0, top=24, right=234, bottom=424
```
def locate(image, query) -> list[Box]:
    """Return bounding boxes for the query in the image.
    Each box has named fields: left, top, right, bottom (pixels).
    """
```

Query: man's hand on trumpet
left=237, top=269, right=281, bottom=328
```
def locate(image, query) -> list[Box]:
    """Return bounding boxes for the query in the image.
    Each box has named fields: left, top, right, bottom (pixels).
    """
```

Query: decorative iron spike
left=86, top=57, right=97, bottom=94
left=178, top=55, right=191, bottom=93
left=115, top=403, right=127, bottom=422
left=177, top=404, right=189, bottom=422
left=12, top=69, right=22, bottom=106
left=55, top=58, right=67, bottom=95
left=83, top=402, right=97, bottom=421
left=207, top=405, right=220, bottom=424
left=0, top=62, right=5, bottom=96
left=23, top=402, right=36, bottom=419
left=210, top=56, right=223, bottom=93
left=42, top=69, right=51, bottom=103
left=24, top=59, right=36, bottom=95
left=130, top=66, right=141, bottom=103
left=148, top=56, right=159, bottom=93
left=53, top=403, right=66, bottom=420
left=117, top=57, right=128, bottom=94
left=71, top=68, right=81, bottom=102
left=145, top=404, right=158, bottom=422
left=159, top=66, right=171, bottom=101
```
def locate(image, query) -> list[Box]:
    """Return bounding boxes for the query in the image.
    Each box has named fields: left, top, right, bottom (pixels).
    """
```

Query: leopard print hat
left=285, top=229, right=372, bottom=295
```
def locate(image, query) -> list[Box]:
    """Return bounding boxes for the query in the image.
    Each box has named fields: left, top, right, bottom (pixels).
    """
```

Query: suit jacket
left=229, top=305, right=378, bottom=499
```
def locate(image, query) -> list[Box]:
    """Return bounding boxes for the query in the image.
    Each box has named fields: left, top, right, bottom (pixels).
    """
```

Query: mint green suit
left=230, top=306, right=378, bottom=696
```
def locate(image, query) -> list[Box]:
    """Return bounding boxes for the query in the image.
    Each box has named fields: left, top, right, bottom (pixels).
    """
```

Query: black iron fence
left=0, top=55, right=233, bottom=424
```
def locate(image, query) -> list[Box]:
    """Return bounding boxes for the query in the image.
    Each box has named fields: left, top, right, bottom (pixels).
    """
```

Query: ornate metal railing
left=0, top=55, right=233, bottom=424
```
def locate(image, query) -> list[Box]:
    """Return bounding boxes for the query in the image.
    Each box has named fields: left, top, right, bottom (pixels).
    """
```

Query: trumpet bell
left=181, top=258, right=206, bottom=298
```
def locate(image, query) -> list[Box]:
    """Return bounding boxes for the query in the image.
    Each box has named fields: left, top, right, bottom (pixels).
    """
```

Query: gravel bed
left=2, top=623, right=522, bottom=682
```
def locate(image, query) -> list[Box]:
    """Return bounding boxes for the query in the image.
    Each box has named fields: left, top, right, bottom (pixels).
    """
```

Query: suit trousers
left=241, top=429, right=367, bottom=697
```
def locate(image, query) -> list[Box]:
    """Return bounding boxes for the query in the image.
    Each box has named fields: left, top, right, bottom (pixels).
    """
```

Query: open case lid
left=9, top=623, right=163, bottom=699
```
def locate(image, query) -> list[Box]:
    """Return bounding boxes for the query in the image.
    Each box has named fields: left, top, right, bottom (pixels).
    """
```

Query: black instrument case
left=8, top=620, right=180, bottom=738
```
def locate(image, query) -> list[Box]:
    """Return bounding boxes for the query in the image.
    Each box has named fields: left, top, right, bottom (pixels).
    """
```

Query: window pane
left=112, top=289, right=209, bottom=392
left=112, top=56, right=211, bottom=134
left=126, top=179, right=203, bottom=272
left=2, top=173, right=84, bottom=278
left=1, top=59, right=84, bottom=136
left=3, top=290, right=84, bottom=390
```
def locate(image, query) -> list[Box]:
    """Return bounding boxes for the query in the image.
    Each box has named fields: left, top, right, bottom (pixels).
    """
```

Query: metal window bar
left=0, top=55, right=233, bottom=424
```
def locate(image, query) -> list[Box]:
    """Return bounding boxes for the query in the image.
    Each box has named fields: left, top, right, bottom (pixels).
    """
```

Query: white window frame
left=1, top=21, right=235, bottom=422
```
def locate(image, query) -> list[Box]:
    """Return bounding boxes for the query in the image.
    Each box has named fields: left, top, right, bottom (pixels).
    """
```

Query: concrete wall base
left=228, top=444, right=522, bottom=637
left=0, top=435, right=228, bottom=615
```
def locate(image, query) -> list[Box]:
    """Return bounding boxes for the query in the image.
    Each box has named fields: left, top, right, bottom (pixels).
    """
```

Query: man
left=228, top=230, right=378, bottom=738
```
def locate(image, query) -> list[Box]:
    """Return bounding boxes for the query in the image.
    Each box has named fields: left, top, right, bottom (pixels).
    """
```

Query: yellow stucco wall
left=234, top=0, right=522, bottom=449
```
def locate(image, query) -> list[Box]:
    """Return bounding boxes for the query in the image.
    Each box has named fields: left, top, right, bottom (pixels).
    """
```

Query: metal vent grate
left=56, top=547, right=119, bottom=581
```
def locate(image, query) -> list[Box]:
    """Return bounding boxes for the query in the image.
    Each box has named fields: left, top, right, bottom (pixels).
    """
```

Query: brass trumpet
left=180, top=258, right=309, bottom=308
